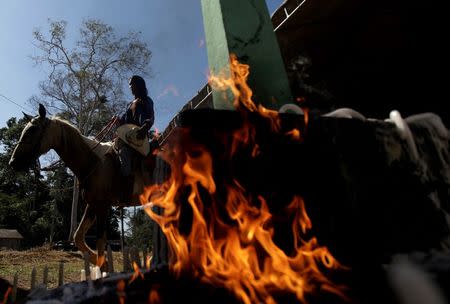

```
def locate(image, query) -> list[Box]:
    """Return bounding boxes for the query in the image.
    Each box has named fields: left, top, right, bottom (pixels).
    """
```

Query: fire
left=140, top=54, right=346, bottom=303
left=303, top=107, right=309, bottom=128
left=148, top=285, right=161, bottom=303
left=97, top=255, right=105, bottom=268
left=146, top=254, right=152, bottom=270
left=129, top=261, right=144, bottom=284
left=116, top=280, right=126, bottom=304
left=2, top=287, right=12, bottom=304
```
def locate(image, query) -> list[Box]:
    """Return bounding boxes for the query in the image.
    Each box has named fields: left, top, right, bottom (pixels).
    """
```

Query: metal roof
left=0, top=229, right=24, bottom=239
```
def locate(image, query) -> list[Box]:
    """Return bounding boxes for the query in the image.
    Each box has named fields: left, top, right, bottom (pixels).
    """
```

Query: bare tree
left=30, top=19, right=152, bottom=136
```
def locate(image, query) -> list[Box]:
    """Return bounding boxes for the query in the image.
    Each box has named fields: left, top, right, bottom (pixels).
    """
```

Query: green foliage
left=125, top=208, right=153, bottom=250
left=46, top=166, right=74, bottom=240
left=0, top=117, right=56, bottom=247
left=0, top=117, right=31, bottom=196
left=0, top=193, right=28, bottom=232
left=107, top=207, right=121, bottom=241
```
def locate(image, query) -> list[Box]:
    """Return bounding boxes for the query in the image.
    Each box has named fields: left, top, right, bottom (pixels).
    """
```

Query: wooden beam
left=201, top=0, right=293, bottom=110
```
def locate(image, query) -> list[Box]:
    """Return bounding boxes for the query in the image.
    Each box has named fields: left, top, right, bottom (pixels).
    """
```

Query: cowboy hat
left=116, top=124, right=150, bottom=156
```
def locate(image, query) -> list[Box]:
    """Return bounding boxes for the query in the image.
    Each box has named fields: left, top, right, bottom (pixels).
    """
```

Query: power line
left=0, top=93, right=34, bottom=113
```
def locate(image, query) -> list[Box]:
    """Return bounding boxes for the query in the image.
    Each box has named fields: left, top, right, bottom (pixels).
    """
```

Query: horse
left=9, top=104, right=155, bottom=270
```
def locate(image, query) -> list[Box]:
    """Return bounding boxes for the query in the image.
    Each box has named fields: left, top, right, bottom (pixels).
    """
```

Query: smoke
left=156, top=84, right=180, bottom=100
left=386, top=258, right=447, bottom=304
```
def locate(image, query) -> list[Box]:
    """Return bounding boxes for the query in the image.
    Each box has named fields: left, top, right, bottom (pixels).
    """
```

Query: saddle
left=114, top=124, right=158, bottom=205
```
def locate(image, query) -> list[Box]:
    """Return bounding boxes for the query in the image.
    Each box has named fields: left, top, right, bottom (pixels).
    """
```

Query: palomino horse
left=9, top=104, right=155, bottom=269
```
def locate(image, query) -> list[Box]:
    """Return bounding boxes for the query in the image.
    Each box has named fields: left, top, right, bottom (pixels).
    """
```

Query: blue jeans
left=118, top=142, right=136, bottom=177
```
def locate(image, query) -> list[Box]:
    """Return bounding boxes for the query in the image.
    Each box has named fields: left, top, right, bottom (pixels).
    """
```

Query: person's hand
left=136, top=125, right=147, bottom=140
left=141, top=120, right=152, bottom=132
left=149, top=129, right=156, bottom=138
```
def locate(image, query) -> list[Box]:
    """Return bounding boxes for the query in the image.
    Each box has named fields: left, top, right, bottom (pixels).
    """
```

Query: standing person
left=116, top=75, right=154, bottom=200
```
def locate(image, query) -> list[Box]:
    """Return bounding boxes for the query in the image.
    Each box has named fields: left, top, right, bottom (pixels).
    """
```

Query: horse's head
left=9, top=104, right=51, bottom=171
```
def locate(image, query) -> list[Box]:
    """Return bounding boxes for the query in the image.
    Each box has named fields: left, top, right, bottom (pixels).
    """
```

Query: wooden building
left=0, top=229, right=24, bottom=250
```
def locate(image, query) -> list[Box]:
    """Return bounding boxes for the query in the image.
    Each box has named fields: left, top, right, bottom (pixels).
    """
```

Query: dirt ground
left=0, top=246, right=124, bottom=291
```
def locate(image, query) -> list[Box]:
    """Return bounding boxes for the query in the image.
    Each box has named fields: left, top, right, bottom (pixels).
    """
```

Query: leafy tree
left=0, top=117, right=55, bottom=247
left=29, top=19, right=152, bottom=136
left=0, top=118, right=31, bottom=197
left=125, top=208, right=153, bottom=251
left=46, top=165, right=75, bottom=241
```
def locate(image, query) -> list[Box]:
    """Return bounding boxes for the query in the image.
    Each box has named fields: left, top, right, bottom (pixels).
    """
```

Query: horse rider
left=115, top=75, right=154, bottom=201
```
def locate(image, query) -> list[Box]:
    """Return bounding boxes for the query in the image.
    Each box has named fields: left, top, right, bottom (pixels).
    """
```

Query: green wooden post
left=201, top=0, right=293, bottom=110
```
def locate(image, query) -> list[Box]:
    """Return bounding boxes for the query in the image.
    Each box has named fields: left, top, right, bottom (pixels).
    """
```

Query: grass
left=0, top=245, right=125, bottom=290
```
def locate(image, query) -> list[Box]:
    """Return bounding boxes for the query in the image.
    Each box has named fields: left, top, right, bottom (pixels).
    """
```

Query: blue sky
left=0, top=0, right=283, bottom=132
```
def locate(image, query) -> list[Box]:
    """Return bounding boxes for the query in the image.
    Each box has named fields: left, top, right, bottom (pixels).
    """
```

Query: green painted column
left=201, top=0, right=293, bottom=110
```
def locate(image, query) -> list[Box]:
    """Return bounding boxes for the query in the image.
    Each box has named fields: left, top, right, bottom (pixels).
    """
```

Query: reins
left=40, top=116, right=120, bottom=192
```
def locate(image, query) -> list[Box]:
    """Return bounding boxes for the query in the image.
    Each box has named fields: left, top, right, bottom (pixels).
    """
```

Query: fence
left=2, top=245, right=152, bottom=303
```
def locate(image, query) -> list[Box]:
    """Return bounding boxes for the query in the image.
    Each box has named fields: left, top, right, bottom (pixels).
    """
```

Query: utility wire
left=0, top=93, right=34, bottom=113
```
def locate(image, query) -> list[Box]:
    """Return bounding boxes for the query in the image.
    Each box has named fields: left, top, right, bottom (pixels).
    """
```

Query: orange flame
left=97, top=255, right=105, bottom=268
left=286, top=128, right=301, bottom=141
left=116, top=280, right=126, bottom=304
left=303, top=107, right=309, bottom=128
left=140, top=54, right=346, bottom=303
left=2, top=287, right=12, bottom=304
left=146, top=254, right=152, bottom=270
left=148, top=285, right=161, bottom=303
left=129, top=262, right=144, bottom=284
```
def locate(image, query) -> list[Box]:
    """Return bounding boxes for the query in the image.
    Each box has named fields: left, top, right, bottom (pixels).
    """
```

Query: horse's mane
left=52, top=116, right=81, bottom=134
left=51, top=116, right=114, bottom=158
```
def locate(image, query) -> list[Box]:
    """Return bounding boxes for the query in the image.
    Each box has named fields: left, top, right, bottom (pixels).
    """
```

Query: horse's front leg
left=74, top=204, right=97, bottom=265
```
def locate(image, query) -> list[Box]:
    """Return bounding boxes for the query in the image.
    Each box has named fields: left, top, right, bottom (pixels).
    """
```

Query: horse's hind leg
left=74, top=204, right=98, bottom=265
left=96, top=203, right=109, bottom=272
